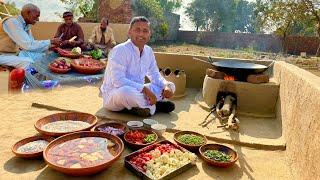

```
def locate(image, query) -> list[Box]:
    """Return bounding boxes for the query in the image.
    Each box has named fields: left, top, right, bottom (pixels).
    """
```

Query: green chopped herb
left=204, top=150, right=231, bottom=162
left=144, top=134, right=156, bottom=143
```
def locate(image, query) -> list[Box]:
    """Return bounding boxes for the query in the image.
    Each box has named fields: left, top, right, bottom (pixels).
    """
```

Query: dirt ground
left=0, top=86, right=292, bottom=179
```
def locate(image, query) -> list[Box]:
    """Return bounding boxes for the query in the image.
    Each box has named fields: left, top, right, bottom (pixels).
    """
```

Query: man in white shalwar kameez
left=100, top=16, right=175, bottom=117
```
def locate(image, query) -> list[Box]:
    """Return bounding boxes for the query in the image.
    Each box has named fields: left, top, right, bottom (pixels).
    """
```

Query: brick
left=247, top=74, right=269, bottom=84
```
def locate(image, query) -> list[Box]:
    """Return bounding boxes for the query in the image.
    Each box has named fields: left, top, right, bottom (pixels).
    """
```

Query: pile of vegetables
left=125, top=130, right=156, bottom=144
left=177, top=134, right=205, bottom=145
left=128, top=143, right=197, bottom=179
left=204, top=150, right=231, bottom=162
left=71, top=47, right=81, bottom=55
left=90, top=49, right=103, bottom=59
left=97, top=126, right=125, bottom=136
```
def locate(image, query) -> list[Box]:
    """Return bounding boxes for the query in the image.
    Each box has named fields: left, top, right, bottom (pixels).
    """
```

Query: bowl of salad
left=124, top=129, right=158, bottom=149
left=199, top=144, right=238, bottom=168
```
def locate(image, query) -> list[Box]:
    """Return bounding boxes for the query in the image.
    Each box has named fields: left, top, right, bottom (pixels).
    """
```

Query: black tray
left=124, top=140, right=196, bottom=180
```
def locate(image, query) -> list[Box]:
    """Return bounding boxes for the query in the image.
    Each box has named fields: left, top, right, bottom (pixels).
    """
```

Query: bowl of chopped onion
left=92, top=122, right=127, bottom=138
left=199, top=144, right=238, bottom=168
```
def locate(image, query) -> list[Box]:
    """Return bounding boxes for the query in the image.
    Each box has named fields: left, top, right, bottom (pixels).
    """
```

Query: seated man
left=100, top=16, right=175, bottom=117
left=54, top=11, right=84, bottom=49
left=0, top=3, right=61, bottom=69
left=88, top=18, right=116, bottom=51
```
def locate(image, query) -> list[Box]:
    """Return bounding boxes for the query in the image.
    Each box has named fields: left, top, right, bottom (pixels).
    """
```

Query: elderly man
left=0, top=3, right=61, bottom=69
left=89, top=18, right=116, bottom=50
left=100, top=16, right=175, bottom=117
left=54, top=11, right=84, bottom=49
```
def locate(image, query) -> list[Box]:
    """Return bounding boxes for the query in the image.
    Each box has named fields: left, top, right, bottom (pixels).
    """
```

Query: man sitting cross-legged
left=100, top=16, right=175, bottom=117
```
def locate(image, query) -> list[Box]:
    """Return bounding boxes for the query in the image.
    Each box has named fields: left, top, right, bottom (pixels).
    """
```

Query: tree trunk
left=316, top=24, right=320, bottom=57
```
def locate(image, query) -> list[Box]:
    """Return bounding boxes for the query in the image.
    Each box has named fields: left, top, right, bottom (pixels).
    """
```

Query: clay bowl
left=92, top=122, right=127, bottom=138
left=124, top=129, right=158, bottom=149
left=35, top=112, right=97, bottom=137
left=55, top=48, right=82, bottom=59
left=71, top=58, right=106, bottom=75
left=48, top=64, right=71, bottom=74
left=43, top=131, right=124, bottom=176
left=12, top=135, right=55, bottom=158
left=173, top=131, right=207, bottom=152
left=199, top=144, right=238, bottom=168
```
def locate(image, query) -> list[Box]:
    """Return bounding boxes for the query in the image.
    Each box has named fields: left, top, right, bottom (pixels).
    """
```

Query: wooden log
left=227, top=104, right=236, bottom=129
left=206, top=68, right=225, bottom=79
left=221, top=95, right=235, bottom=116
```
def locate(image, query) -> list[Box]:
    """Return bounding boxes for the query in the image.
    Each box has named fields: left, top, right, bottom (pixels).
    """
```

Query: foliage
left=185, top=0, right=257, bottom=33
left=133, top=0, right=169, bottom=41
left=157, top=0, right=182, bottom=13
left=0, top=2, right=20, bottom=19
left=59, top=0, right=98, bottom=20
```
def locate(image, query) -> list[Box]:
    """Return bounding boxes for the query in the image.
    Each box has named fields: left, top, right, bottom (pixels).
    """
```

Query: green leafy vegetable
left=204, top=150, right=231, bottom=162
left=90, top=49, right=103, bottom=59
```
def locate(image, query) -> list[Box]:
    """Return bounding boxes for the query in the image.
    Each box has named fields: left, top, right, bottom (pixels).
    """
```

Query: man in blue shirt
left=0, top=3, right=61, bottom=69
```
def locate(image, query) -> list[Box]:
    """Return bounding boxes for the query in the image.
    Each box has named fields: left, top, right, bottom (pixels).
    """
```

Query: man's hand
left=50, top=38, right=62, bottom=46
left=162, top=85, right=174, bottom=99
left=142, top=86, right=157, bottom=105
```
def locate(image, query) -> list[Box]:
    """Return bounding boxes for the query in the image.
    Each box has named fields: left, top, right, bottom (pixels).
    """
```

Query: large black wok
left=211, top=60, right=271, bottom=75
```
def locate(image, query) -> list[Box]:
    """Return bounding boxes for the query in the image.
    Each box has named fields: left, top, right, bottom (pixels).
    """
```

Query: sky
left=3, top=0, right=256, bottom=30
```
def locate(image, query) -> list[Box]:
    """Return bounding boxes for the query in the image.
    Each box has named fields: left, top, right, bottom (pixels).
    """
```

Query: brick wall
left=98, top=0, right=132, bottom=23
left=177, top=31, right=320, bottom=55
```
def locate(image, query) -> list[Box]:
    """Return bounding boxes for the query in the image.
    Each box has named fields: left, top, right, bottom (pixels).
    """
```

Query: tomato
left=9, top=68, right=25, bottom=81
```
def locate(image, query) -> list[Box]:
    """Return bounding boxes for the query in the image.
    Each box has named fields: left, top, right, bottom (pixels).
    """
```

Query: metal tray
left=124, top=140, right=196, bottom=180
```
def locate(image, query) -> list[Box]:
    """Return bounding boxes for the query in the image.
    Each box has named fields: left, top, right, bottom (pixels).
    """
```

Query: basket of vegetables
left=55, top=47, right=82, bottom=59
left=199, top=144, right=238, bottom=168
left=124, top=129, right=158, bottom=149
left=49, top=57, right=71, bottom=74
left=71, top=58, right=106, bottom=75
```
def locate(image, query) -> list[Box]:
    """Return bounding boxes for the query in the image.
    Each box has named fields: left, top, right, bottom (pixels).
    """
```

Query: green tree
left=301, top=0, right=320, bottom=56
left=157, top=0, right=182, bottom=13
left=0, top=2, right=20, bottom=19
left=257, top=1, right=307, bottom=53
left=185, top=0, right=257, bottom=33
left=59, top=0, right=98, bottom=20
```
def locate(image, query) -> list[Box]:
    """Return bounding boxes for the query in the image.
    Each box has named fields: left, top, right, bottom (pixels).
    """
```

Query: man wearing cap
left=89, top=18, right=116, bottom=51
left=54, top=11, right=84, bottom=49
left=0, top=3, right=61, bottom=68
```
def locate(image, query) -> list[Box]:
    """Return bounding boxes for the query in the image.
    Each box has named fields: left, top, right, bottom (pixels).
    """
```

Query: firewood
left=206, top=68, right=225, bottom=79
left=221, top=95, right=235, bottom=116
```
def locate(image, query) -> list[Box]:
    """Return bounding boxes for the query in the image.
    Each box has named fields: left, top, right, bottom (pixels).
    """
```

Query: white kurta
left=100, top=39, right=175, bottom=115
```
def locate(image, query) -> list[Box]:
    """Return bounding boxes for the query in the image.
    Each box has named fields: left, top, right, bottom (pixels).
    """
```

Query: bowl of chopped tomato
left=124, top=129, right=158, bottom=149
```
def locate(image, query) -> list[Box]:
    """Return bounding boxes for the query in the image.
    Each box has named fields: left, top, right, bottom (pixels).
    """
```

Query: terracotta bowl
left=34, top=112, right=97, bottom=137
left=48, top=64, right=71, bottom=74
left=92, top=122, right=127, bottom=138
left=199, top=144, right=238, bottom=168
left=124, top=129, right=158, bottom=149
left=12, top=135, right=55, bottom=159
left=71, top=58, right=106, bottom=75
left=173, top=131, right=207, bottom=152
left=43, top=131, right=124, bottom=176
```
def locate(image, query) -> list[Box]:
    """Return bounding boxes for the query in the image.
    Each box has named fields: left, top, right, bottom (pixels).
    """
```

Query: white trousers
left=103, top=83, right=164, bottom=115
